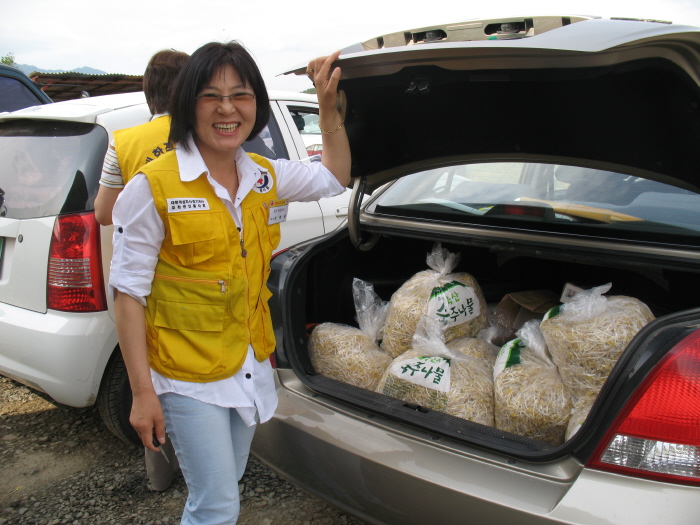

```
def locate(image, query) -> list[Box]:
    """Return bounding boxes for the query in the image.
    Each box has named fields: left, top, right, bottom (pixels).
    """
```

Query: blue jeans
left=160, top=393, right=257, bottom=525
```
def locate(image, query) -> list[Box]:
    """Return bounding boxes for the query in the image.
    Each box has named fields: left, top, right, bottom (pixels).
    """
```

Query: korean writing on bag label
left=389, top=355, right=451, bottom=392
left=427, top=281, right=480, bottom=329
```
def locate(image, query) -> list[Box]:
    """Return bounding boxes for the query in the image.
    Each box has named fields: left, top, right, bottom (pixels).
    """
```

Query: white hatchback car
left=0, top=90, right=350, bottom=444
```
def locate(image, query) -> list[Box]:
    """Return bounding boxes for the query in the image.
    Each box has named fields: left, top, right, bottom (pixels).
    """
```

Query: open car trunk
left=269, top=17, right=700, bottom=467
left=271, top=226, right=700, bottom=461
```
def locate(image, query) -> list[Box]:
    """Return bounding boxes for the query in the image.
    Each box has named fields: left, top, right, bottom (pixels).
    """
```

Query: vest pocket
left=154, top=299, right=227, bottom=375
left=167, top=213, right=216, bottom=267
left=259, top=202, right=281, bottom=252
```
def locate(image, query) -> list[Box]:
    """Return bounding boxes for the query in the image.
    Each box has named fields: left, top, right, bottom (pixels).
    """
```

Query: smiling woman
left=108, top=40, right=351, bottom=524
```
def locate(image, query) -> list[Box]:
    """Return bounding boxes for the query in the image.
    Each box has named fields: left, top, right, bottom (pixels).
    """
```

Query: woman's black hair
left=169, top=41, right=270, bottom=151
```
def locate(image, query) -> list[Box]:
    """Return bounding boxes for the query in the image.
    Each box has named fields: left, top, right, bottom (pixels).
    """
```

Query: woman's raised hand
left=306, top=50, right=351, bottom=187
left=307, top=50, right=342, bottom=116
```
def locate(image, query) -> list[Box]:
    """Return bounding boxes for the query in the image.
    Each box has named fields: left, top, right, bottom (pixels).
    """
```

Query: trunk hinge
left=348, top=176, right=380, bottom=251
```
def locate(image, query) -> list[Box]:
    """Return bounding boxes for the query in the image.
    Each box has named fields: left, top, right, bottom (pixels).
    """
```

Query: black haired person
left=109, top=41, right=349, bottom=523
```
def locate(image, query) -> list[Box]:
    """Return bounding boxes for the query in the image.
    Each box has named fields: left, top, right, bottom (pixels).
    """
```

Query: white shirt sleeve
left=271, top=158, right=346, bottom=202
left=109, top=174, right=164, bottom=305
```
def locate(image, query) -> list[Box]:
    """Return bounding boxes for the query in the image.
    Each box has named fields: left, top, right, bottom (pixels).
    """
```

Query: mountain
left=16, top=64, right=108, bottom=76
left=69, top=66, right=109, bottom=75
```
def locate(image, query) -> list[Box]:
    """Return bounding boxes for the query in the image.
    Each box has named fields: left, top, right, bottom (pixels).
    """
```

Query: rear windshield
left=0, top=120, right=107, bottom=219
left=0, top=75, right=46, bottom=113
left=370, top=163, right=700, bottom=245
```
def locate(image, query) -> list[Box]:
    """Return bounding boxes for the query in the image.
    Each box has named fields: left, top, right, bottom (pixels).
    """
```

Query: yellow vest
left=141, top=152, right=281, bottom=382
left=113, top=115, right=173, bottom=184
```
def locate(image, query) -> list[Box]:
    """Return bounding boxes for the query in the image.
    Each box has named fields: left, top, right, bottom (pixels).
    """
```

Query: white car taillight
left=587, top=329, right=700, bottom=485
left=47, top=212, right=107, bottom=312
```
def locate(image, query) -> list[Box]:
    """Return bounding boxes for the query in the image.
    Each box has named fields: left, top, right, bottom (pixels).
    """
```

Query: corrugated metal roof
left=27, top=72, right=143, bottom=102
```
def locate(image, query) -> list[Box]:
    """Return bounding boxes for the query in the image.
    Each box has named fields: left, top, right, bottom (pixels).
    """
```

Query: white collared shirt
left=109, top=138, right=345, bottom=425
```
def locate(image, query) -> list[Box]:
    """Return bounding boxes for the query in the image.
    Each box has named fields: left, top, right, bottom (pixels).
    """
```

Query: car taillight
left=587, top=329, right=700, bottom=485
left=47, top=212, right=107, bottom=312
left=306, top=144, right=322, bottom=157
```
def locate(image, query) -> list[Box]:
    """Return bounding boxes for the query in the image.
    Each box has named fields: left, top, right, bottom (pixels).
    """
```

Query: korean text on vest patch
left=166, top=198, right=211, bottom=213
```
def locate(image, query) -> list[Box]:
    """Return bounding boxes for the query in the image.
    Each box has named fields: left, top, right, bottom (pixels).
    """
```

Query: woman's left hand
left=307, top=51, right=342, bottom=114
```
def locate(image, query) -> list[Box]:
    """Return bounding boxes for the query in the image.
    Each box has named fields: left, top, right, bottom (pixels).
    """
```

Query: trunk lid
left=289, top=17, right=700, bottom=194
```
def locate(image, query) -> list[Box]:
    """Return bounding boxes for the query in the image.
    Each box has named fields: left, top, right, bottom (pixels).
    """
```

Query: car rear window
left=0, top=76, right=46, bottom=113
left=0, top=120, right=107, bottom=219
left=371, top=163, right=700, bottom=245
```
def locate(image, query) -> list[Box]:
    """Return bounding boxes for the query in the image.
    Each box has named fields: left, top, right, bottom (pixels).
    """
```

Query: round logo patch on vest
left=252, top=169, right=273, bottom=193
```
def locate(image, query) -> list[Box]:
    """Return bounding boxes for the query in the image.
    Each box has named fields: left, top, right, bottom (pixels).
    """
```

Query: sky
left=2, top=0, right=700, bottom=93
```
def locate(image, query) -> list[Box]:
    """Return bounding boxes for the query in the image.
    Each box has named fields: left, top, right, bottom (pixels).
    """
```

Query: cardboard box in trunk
left=491, top=290, right=560, bottom=346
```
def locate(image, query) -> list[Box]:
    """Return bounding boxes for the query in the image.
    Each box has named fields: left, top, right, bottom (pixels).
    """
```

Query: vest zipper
left=237, top=227, right=247, bottom=258
left=237, top=225, right=252, bottom=346
left=154, top=273, right=228, bottom=295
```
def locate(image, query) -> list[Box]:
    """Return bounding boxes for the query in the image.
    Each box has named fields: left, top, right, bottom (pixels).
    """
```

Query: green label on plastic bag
left=493, top=338, right=525, bottom=380
left=542, top=304, right=563, bottom=321
left=427, top=281, right=480, bottom=329
left=389, top=355, right=451, bottom=393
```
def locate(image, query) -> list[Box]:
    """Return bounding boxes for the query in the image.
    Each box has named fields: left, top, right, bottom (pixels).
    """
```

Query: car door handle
left=335, top=207, right=348, bottom=218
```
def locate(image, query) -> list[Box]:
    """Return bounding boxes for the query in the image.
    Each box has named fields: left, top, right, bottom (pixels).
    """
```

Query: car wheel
left=97, top=348, right=140, bottom=446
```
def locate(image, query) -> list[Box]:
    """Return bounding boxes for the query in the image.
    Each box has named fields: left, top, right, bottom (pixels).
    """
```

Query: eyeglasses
left=195, top=92, right=256, bottom=104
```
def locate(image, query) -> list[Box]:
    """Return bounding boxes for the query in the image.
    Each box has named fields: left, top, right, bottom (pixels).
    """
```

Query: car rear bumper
left=253, top=370, right=574, bottom=525
left=252, top=369, right=700, bottom=525
left=0, top=303, right=117, bottom=407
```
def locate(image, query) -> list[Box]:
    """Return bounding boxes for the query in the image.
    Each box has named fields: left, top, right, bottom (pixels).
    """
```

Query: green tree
left=302, top=87, right=316, bottom=94
left=1, top=52, right=16, bottom=67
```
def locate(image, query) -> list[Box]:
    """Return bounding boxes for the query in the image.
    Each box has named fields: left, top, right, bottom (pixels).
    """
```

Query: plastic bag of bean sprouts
left=381, top=243, right=489, bottom=359
left=493, top=320, right=573, bottom=446
left=540, top=283, right=655, bottom=401
left=308, top=278, right=392, bottom=391
left=377, top=318, right=496, bottom=427
left=565, top=395, right=596, bottom=441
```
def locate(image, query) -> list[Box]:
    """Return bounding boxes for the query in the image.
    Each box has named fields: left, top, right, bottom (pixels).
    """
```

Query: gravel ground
left=0, top=376, right=368, bottom=525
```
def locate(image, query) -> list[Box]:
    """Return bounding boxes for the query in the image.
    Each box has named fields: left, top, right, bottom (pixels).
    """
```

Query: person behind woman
left=95, top=49, right=189, bottom=226
left=109, top=41, right=350, bottom=523
left=97, top=48, right=189, bottom=493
